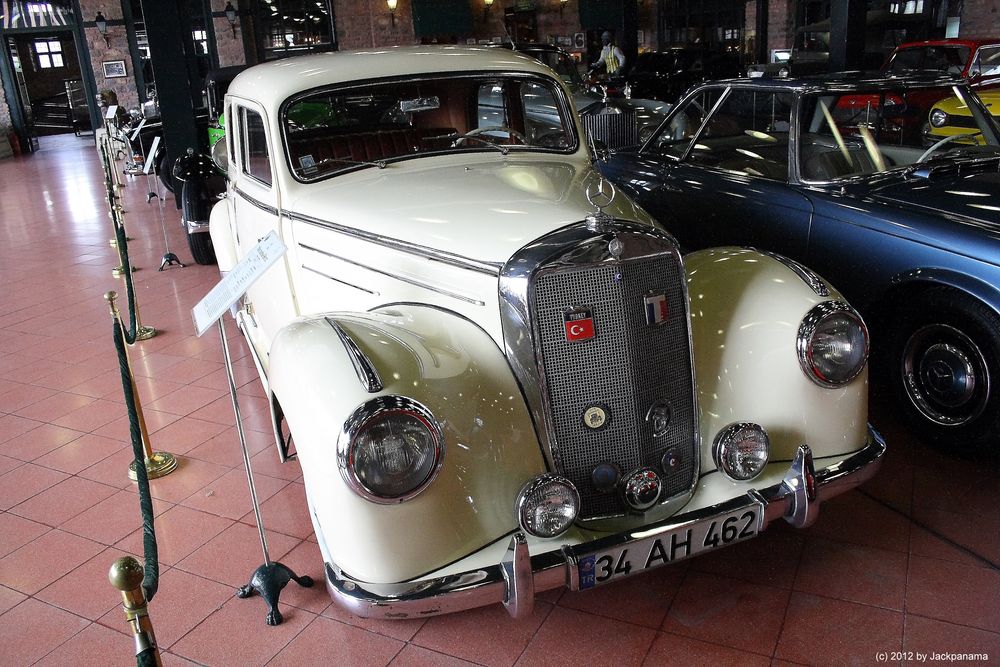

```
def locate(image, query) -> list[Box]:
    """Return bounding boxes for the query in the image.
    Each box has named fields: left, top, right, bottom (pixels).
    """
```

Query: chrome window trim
left=751, top=248, right=830, bottom=296
left=796, top=300, right=870, bottom=387
left=299, top=243, right=487, bottom=306
left=337, top=395, right=445, bottom=504
left=679, top=86, right=732, bottom=163
left=289, top=211, right=502, bottom=276
left=498, top=220, right=701, bottom=520
left=233, top=185, right=279, bottom=216
left=326, top=318, right=384, bottom=393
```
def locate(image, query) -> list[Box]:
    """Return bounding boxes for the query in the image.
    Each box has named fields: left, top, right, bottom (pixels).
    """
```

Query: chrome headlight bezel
left=515, top=474, right=580, bottom=538
left=797, top=300, right=870, bottom=387
left=712, top=422, right=770, bottom=481
left=337, top=396, right=445, bottom=505
left=929, top=108, right=948, bottom=128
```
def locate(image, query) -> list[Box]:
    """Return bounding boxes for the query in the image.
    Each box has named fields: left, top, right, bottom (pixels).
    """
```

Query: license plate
left=748, top=70, right=764, bottom=78
left=576, top=501, right=763, bottom=590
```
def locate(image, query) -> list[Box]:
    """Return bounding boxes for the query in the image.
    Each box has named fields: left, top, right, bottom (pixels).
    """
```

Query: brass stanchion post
left=108, top=556, right=163, bottom=667
left=105, top=291, right=175, bottom=480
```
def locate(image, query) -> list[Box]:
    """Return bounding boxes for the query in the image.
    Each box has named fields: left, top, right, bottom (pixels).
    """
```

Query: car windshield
left=282, top=73, right=576, bottom=181
left=525, top=49, right=586, bottom=89
left=886, top=45, right=970, bottom=75
left=798, top=84, right=1000, bottom=182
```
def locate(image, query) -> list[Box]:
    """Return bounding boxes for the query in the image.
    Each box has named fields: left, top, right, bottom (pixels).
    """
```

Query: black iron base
left=158, top=252, right=185, bottom=271
left=236, top=561, right=314, bottom=626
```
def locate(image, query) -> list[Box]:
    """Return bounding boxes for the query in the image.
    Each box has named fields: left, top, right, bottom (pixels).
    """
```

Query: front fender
left=267, top=305, right=546, bottom=583
left=208, top=197, right=238, bottom=272
left=686, top=248, right=869, bottom=473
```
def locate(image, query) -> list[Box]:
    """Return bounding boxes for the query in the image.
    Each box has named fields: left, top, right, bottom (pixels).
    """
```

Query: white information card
left=192, top=231, right=287, bottom=337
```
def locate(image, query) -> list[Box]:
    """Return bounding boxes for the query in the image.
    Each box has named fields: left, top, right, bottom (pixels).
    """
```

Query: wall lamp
left=95, top=11, right=110, bottom=47
left=559, top=0, right=568, bottom=15
left=387, top=0, right=397, bottom=26
left=484, top=0, right=494, bottom=18
left=224, top=1, right=238, bottom=37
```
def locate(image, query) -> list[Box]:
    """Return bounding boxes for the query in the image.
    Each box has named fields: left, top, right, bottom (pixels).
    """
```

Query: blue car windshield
left=798, top=84, right=1000, bottom=182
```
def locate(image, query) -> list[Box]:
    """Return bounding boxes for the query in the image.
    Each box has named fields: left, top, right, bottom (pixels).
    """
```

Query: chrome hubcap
left=902, top=324, right=990, bottom=426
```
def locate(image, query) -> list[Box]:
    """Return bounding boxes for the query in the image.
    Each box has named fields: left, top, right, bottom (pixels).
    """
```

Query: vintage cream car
left=209, top=46, right=885, bottom=619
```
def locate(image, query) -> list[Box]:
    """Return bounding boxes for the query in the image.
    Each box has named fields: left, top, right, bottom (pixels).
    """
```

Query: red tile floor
left=0, top=133, right=998, bottom=666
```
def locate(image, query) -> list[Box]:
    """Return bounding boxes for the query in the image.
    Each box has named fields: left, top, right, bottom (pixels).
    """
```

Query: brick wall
left=767, top=0, right=794, bottom=53
left=958, top=0, right=1000, bottom=39
left=333, top=0, right=419, bottom=49
left=211, top=0, right=248, bottom=67
left=82, top=1, right=139, bottom=110
left=0, top=90, right=11, bottom=134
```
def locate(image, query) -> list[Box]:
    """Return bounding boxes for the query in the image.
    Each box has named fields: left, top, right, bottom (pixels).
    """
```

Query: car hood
left=284, top=154, right=654, bottom=266
left=861, top=165, right=1000, bottom=237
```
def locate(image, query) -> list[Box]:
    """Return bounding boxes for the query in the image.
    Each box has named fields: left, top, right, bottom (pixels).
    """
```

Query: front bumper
left=326, top=426, right=885, bottom=620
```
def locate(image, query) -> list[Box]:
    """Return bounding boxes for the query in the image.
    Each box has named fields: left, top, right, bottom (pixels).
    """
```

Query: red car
left=884, top=38, right=1000, bottom=89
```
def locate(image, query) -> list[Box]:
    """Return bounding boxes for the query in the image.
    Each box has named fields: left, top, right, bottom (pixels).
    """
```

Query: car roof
left=893, top=38, right=1000, bottom=51
left=708, top=71, right=966, bottom=94
left=226, top=46, right=559, bottom=108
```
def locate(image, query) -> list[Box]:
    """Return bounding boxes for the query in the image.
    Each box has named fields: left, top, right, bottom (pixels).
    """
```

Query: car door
left=229, top=98, right=297, bottom=353
left=625, top=86, right=813, bottom=259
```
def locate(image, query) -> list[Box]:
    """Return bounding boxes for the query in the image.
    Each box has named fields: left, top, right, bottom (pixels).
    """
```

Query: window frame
left=239, top=106, right=273, bottom=188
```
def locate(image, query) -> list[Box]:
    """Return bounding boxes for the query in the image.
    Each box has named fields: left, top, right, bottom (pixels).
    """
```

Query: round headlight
left=930, top=108, right=948, bottom=128
left=338, top=396, right=444, bottom=504
left=516, top=474, right=580, bottom=538
left=713, top=422, right=770, bottom=481
left=778, top=66, right=790, bottom=78
left=797, top=301, right=870, bottom=387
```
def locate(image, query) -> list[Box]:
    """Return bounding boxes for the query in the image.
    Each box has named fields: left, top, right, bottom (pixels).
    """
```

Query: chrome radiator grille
left=582, top=109, right=639, bottom=151
left=531, top=252, right=696, bottom=519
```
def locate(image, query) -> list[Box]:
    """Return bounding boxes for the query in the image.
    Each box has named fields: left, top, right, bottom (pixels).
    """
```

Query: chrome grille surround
left=500, top=222, right=699, bottom=526
left=581, top=109, right=640, bottom=151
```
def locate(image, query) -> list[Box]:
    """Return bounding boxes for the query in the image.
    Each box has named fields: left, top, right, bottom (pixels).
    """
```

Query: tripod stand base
left=128, top=451, right=178, bottom=481
left=159, top=252, right=186, bottom=271
left=237, top=561, right=314, bottom=626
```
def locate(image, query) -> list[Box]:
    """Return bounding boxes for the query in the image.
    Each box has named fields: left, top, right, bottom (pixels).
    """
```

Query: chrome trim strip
left=302, top=265, right=379, bottom=295
left=233, top=185, right=279, bottom=216
left=287, top=211, right=503, bottom=276
left=326, top=318, right=384, bottom=393
left=324, top=425, right=885, bottom=619
left=299, top=243, right=486, bottom=306
left=752, top=249, right=830, bottom=296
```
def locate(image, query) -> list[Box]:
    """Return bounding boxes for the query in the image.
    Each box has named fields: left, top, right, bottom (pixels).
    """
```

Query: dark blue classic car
left=599, top=74, right=1000, bottom=455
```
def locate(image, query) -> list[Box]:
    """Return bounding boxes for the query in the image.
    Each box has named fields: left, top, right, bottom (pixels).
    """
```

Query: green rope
left=103, top=137, right=158, bottom=602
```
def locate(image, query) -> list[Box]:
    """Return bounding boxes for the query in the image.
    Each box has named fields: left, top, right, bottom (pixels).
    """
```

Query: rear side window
left=241, top=107, right=272, bottom=187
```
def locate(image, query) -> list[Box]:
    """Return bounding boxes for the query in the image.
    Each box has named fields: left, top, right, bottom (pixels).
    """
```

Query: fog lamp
left=516, top=474, right=580, bottom=538
left=929, top=108, right=948, bottom=128
left=797, top=301, right=869, bottom=387
left=713, top=422, right=770, bottom=481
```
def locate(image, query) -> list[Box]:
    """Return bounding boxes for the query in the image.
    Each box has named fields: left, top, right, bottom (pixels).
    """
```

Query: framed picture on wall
left=574, top=32, right=585, bottom=49
left=102, top=60, right=127, bottom=78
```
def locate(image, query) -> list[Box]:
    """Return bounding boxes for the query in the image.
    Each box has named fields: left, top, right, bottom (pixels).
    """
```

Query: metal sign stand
left=218, top=316, right=312, bottom=625
left=192, top=232, right=311, bottom=626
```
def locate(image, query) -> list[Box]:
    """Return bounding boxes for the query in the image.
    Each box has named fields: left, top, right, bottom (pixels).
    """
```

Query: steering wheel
left=460, top=126, right=527, bottom=145
left=917, top=132, right=982, bottom=163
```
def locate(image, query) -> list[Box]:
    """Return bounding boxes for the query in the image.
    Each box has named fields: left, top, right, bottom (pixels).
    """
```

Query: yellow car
left=926, top=89, right=1000, bottom=144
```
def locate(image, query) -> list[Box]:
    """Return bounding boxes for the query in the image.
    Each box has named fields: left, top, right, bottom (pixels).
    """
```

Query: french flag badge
left=644, top=293, right=669, bottom=326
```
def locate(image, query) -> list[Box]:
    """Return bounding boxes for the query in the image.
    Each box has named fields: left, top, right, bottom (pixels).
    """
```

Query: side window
left=519, top=81, right=570, bottom=148
left=648, top=88, right=721, bottom=159
left=241, top=107, right=272, bottom=187
left=686, top=89, right=793, bottom=180
left=976, top=46, right=1000, bottom=79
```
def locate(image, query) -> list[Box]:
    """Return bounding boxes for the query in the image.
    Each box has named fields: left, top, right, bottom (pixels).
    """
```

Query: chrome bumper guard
left=326, top=426, right=885, bottom=620
left=184, top=218, right=211, bottom=234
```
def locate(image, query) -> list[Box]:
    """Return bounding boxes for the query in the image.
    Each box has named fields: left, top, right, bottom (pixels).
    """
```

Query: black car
left=598, top=73, right=1000, bottom=455
left=626, top=48, right=742, bottom=103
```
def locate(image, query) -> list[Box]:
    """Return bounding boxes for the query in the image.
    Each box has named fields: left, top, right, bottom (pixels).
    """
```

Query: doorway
left=6, top=30, right=89, bottom=142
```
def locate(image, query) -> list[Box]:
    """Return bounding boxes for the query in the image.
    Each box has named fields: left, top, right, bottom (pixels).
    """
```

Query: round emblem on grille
left=582, top=405, right=610, bottom=430
left=622, top=468, right=662, bottom=511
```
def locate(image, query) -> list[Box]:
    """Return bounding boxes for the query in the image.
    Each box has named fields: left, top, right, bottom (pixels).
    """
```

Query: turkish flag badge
left=564, top=307, right=595, bottom=342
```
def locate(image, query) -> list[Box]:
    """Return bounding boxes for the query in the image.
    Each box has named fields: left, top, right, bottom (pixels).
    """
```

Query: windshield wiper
left=438, top=131, right=510, bottom=156
left=315, top=156, right=387, bottom=170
